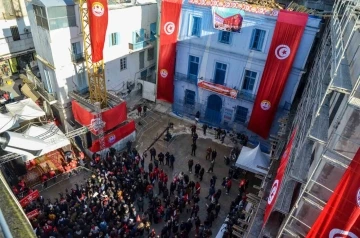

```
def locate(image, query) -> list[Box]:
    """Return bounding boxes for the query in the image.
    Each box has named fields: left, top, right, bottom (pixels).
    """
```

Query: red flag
left=248, top=11, right=308, bottom=139
left=306, top=148, right=360, bottom=238
left=87, top=0, right=108, bottom=62
left=157, top=0, right=183, bottom=103
left=263, top=129, right=296, bottom=224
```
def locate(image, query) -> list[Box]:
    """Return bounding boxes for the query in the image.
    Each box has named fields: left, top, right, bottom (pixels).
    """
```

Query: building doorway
left=205, top=94, right=222, bottom=125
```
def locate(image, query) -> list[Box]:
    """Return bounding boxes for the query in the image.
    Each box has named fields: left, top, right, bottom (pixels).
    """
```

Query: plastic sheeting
left=6, top=98, right=45, bottom=121
left=235, top=144, right=270, bottom=175
left=0, top=113, right=19, bottom=133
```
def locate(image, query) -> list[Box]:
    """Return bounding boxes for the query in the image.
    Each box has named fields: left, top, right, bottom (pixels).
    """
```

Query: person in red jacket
left=195, top=182, right=201, bottom=195
left=226, top=179, right=232, bottom=195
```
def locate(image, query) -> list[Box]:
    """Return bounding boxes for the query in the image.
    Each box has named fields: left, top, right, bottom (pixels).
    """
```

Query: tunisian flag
left=306, top=148, right=360, bottom=238
left=263, top=129, right=296, bottom=224
left=87, top=0, right=108, bottom=62
left=157, top=0, right=183, bottom=103
left=248, top=11, right=308, bottom=139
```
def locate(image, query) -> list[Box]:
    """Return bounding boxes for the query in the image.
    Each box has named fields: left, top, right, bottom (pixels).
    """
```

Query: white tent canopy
left=235, top=144, right=270, bottom=175
left=5, top=98, right=45, bottom=121
left=0, top=113, right=19, bottom=133
left=23, top=123, right=70, bottom=161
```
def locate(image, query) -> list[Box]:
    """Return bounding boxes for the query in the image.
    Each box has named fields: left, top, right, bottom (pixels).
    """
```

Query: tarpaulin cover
left=156, top=0, right=183, bottom=103
left=19, top=190, right=40, bottom=207
left=6, top=98, right=45, bottom=121
left=248, top=10, right=308, bottom=139
left=87, top=0, right=108, bottom=62
left=89, top=120, right=136, bottom=152
left=72, top=101, right=127, bottom=133
left=306, top=148, right=360, bottom=238
left=263, top=129, right=296, bottom=224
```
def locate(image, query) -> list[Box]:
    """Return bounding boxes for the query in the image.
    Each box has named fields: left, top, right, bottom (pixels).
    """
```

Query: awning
left=235, top=144, right=270, bottom=175
left=22, top=123, right=70, bottom=161
left=5, top=98, right=45, bottom=121
left=0, top=113, right=19, bottom=133
left=21, top=83, right=40, bottom=102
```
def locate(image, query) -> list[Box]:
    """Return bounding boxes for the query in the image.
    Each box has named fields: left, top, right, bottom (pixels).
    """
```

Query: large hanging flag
left=306, top=148, right=360, bottom=238
left=247, top=11, right=308, bottom=139
left=87, top=0, right=109, bottom=62
left=263, top=129, right=297, bottom=224
left=157, top=0, right=183, bottom=103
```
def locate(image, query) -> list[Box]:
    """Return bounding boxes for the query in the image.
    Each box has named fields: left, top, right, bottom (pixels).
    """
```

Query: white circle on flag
left=329, top=229, right=358, bottom=238
left=108, top=134, right=116, bottom=143
left=275, top=44, right=291, bottom=60
left=92, top=2, right=105, bottom=17
left=160, top=69, right=168, bottom=78
left=268, top=179, right=279, bottom=205
left=164, top=22, right=175, bottom=35
left=357, top=188, right=360, bottom=207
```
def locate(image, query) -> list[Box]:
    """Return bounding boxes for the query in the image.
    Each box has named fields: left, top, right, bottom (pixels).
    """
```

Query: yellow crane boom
left=78, top=0, right=108, bottom=108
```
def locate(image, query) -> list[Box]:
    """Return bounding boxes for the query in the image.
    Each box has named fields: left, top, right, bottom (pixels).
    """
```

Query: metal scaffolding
left=272, top=0, right=360, bottom=236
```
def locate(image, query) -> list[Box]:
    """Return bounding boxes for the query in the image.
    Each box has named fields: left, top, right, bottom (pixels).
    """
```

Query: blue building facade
left=172, top=1, right=321, bottom=135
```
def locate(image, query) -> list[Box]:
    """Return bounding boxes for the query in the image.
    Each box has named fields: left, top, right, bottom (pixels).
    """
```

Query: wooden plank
left=232, top=230, right=244, bottom=237
left=233, top=225, right=247, bottom=232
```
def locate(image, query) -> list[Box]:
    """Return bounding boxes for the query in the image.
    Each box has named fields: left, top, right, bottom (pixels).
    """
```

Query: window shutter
left=258, top=30, right=265, bottom=50
left=140, top=29, right=145, bottom=41
left=109, top=34, right=112, bottom=46
left=249, top=29, right=256, bottom=49
left=116, top=33, right=119, bottom=45
left=132, top=31, right=137, bottom=44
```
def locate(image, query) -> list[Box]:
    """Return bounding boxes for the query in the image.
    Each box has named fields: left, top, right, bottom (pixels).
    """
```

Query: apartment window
left=71, top=42, right=83, bottom=61
left=10, top=26, right=20, bottom=41
left=43, top=68, right=53, bottom=93
left=250, top=29, right=266, bottom=51
left=150, top=22, right=157, bottom=41
left=47, top=6, right=76, bottom=30
left=218, top=31, right=231, bottom=44
left=109, top=33, right=119, bottom=46
left=191, top=16, right=202, bottom=37
left=242, top=70, right=257, bottom=91
left=140, top=69, right=147, bottom=80
left=76, top=68, right=88, bottom=91
left=133, top=29, right=145, bottom=43
left=329, top=93, right=345, bottom=126
left=214, top=62, right=227, bottom=85
left=139, top=51, right=145, bottom=69
left=234, top=106, right=248, bottom=123
left=33, top=5, right=49, bottom=30
left=188, top=55, right=199, bottom=81
left=184, top=89, right=195, bottom=106
left=120, top=57, right=127, bottom=71
left=148, top=48, right=154, bottom=61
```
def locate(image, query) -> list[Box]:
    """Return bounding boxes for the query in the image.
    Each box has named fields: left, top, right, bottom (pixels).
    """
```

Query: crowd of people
left=18, top=133, right=243, bottom=238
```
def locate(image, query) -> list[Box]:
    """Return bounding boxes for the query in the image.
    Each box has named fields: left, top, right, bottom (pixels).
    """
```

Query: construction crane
left=77, top=0, right=107, bottom=153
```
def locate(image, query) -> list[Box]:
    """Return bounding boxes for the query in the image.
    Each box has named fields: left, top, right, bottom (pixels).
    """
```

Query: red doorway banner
left=26, top=209, right=40, bottom=219
left=247, top=11, right=308, bottom=139
left=263, top=129, right=296, bottom=224
left=87, top=0, right=108, bottom=62
left=306, top=148, right=360, bottom=238
left=19, top=190, right=40, bottom=207
left=156, top=0, right=183, bottom=103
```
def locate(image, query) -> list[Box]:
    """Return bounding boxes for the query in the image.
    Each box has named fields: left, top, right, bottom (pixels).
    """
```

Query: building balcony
left=71, top=52, right=85, bottom=64
left=174, top=72, right=197, bottom=85
left=25, top=70, right=57, bottom=105
left=128, top=41, right=149, bottom=51
left=237, top=90, right=256, bottom=102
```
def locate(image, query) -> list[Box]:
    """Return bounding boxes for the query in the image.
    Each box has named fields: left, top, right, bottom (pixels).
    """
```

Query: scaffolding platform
left=330, top=58, right=353, bottom=94
left=290, top=140, right=315, bottom=182
left=308, top=97, right=330, bottom=144
left=274, top=179, right=297, bottom=214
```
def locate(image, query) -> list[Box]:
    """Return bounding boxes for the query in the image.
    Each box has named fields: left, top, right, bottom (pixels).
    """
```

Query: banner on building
left=263, top=129, right=296, bottom=224
left=306, top=148, right=360, bottom=238
left=19, top=190, right=40, bottom=207
left=247, top=10, right=308, bottom=139
left=72, top=101, right=127, bottom=133
left=26, top=209, right=40, bottom=219
left=212, top=7, right=245, bottom=32
left=89, top=120, right=136, bottom=152
left=198, top=80, right=238, bottom=98
left=157, top=0, right=183, bottom=103
left=87, top=0, right=108, bottom=62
